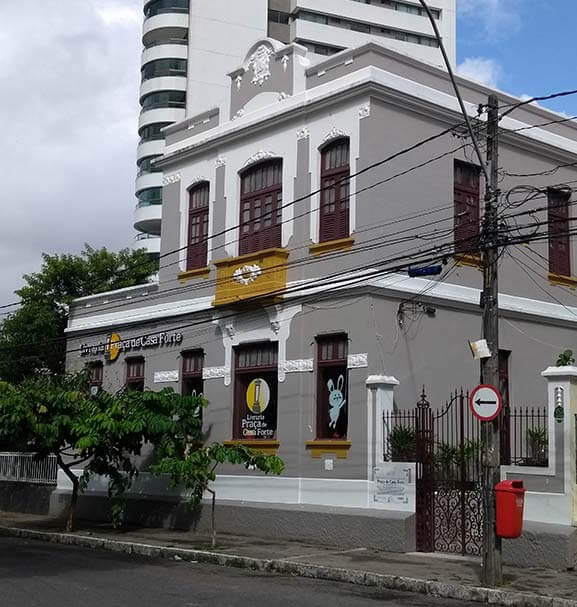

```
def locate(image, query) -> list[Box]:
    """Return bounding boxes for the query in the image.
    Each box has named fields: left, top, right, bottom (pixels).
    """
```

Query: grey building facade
left=67, top=39, right=577, bottom=560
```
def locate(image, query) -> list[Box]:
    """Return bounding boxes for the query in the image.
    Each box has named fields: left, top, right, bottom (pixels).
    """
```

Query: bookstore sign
left=80, top=331, right=183, bottom=362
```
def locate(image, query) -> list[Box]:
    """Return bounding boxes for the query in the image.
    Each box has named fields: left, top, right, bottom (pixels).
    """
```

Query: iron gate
left=384, top=390, right=548, bottom=555
left=385, top=389, right=484, bottom=555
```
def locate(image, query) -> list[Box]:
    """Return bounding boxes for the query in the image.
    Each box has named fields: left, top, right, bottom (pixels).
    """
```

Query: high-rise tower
left=135, top=0, right=456, bottom=254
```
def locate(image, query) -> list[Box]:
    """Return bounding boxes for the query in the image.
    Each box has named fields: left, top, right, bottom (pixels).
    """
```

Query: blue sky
left=457, top=0, right=577, bottom=116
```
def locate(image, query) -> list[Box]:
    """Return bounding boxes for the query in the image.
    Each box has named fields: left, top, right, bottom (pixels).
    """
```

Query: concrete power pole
left=480, top=93, right=502, bottom=587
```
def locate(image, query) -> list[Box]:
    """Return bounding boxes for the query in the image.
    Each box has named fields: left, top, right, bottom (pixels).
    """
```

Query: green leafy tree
left=0, top=372, right=203, bottom=532
left=152, top=444, right=284, bottom=548
left=0, top=245, right=157, bottom=383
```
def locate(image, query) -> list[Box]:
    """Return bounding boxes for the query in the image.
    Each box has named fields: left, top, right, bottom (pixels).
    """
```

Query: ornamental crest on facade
left=233, top=264, right=262, bottom=285
left=249, top=45, right=274, bottom=86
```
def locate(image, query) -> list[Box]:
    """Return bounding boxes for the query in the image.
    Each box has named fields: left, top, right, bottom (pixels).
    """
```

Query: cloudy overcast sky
left=0, top=0, right=576, bottom=307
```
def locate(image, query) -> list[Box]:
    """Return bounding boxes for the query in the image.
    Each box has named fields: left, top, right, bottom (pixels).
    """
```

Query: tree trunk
left=57, top=455, right=79, bottom=533
left=207, top=488, right=216, bottom=549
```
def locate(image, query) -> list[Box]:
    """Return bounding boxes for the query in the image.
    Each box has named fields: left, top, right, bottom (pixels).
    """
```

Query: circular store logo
left=246, top=378, right=270, bottom=414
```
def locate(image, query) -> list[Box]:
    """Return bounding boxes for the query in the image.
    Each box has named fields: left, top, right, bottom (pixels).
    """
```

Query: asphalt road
left=0, top=536, right=481, bottom=607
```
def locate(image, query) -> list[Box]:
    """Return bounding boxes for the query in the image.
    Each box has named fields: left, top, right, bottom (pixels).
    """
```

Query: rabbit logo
left=327, top=375, right=346, bottom=429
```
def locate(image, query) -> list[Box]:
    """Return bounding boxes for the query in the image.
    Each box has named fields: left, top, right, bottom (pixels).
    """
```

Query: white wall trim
left=61, top=470, right=406, bottom=511
left=212, top=304, right=302, bottom=385
left=68, top=271, right=577, bottom=333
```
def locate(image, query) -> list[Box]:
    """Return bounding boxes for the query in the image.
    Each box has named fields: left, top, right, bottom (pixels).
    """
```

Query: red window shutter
left=239, top=161, right=282, bottom=255
left=187, top=183, right=210, bottom=270
left=454, top=161, right=480, bottom=254
left=320, top=139, right=350, bottom=243
left=548, top=189, right=571, bottom=276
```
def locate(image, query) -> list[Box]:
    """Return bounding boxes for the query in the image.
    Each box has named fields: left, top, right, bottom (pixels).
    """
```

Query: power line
left=507, top=249, right=577, bottom=321
left=500, top=89, right=577, bottom=120
left=4, top=220, right=577, bottom=361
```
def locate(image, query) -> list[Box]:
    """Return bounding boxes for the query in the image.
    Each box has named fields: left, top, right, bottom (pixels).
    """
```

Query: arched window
left=319, top=138, right=350, bottom=243
left=187, top=182, right=209, bottom=270
left=239, top=160, right=282, bottom=256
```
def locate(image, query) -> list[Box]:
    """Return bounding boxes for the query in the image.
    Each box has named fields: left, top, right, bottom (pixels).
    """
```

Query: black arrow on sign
left=475, top=398, right=497, bottom=406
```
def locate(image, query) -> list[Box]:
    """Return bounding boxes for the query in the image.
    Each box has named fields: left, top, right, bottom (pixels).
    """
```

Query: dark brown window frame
left=548, top=187, right=571, bottom=277
left=87, top=361, right=103, bottom=387
left=319, top=138, right=350, bottom=243
left=181, top=349, right=204, bottom=397
left=239, top=160, right=283, bottom=256
left=187, top=182, right=210, bottom=270
left=126, top=356, right=145, bottom=392
left=233, top=342, right=278, bottom=440
left=454, top=160, right=481, bottom=256
left=315, top=334, right=349, bottom=440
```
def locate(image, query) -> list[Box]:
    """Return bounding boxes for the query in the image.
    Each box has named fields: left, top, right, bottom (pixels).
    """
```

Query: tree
left=152, top=444, right=284, bottom=548
left=0, top=245, right=157, bottom=383
left=0, top=372, right=203, bottom=532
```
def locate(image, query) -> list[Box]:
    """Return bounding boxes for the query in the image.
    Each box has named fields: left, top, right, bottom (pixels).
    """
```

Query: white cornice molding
left=67, top=271, right=577, bottom=335
left=65, top=297, right=213, bottom=333
left=160, top=66, right=577, bottom=169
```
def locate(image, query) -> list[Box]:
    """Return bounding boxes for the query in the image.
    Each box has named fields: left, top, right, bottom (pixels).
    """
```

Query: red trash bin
left=495, top=480, right=525, bottom=538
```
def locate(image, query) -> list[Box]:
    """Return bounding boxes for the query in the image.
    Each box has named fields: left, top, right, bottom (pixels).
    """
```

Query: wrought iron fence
left=507, top=406, right=549, bottom=467
left=0, top=452, right=58, bottom=485
left=384, top=402, right=549, bottom=468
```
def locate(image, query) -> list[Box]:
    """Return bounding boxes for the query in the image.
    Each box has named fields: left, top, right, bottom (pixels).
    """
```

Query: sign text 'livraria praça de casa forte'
left=80, top=331, right=183, bottom=362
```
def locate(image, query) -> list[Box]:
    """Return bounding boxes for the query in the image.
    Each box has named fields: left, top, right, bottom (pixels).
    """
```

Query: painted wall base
left=0, top=482, right=54, bottom=515
left=502, top=521, right=577, bottom=570
left=50, top=489, right=415, bottom=553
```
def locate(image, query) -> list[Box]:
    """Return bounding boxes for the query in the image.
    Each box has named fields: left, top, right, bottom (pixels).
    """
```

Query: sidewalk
left=0, top=512, right=575, bottom=606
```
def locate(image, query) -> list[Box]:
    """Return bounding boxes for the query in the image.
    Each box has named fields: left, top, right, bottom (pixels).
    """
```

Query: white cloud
left=457, top=57, right=502, bottom=88
left=0, top=1, right=142, bottom=304
left=96, top=5, right=141, bottom=27
left=458, top=0, right=522, bottom=40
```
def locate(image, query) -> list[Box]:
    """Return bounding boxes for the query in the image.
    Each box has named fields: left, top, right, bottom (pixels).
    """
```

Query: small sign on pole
left=469, top=384, right=502, bottom=421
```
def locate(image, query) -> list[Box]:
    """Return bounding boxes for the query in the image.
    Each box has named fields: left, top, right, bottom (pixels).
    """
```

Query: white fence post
left=366, top=375, right=399, bottom=477
left=540, top=366, right=577, bottom=526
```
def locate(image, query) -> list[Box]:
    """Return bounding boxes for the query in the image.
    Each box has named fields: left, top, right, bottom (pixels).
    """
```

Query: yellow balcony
left=213, top=248, right=289, bottom=306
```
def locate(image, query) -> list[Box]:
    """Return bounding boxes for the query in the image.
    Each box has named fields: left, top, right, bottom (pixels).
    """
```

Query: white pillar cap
left=366, top=374, right=399, bottom=387
left=542, top=365, right=577, bottom=379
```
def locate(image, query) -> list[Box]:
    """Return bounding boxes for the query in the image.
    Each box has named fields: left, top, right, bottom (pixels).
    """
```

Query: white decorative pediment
left=243, top=150, right=276, bottom=168
left=188, top=176, right=208, bottom=188
left=233, top=264, right=262, bottom=285
left=153, top=370, right=179, bottom=383
left=281, top=359, right=314, bottom=373
left=322, top=128, right=347, bottom=144
left=163, top=173, right=181, bottom=186
left=248, top=44, right=274, bottom=86
left=348, top=353, right=368, bottom=369
left=202, top=366, right=229, bottom=380
left=359, top=103, right=371, bottom=119
left=296, top=128, right=310, bottom=140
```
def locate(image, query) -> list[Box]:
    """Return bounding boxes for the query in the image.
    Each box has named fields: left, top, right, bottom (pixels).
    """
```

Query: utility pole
left=417, top=1, right=503, bottom=585
left=480, top=93, right=502, bottom=587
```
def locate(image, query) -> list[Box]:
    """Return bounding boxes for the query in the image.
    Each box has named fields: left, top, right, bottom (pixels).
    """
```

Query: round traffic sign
left=469, top=384, right=502, bottom=421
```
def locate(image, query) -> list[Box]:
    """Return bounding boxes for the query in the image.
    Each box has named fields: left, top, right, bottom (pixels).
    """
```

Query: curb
left=0, top=526, right=574, bottom=607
